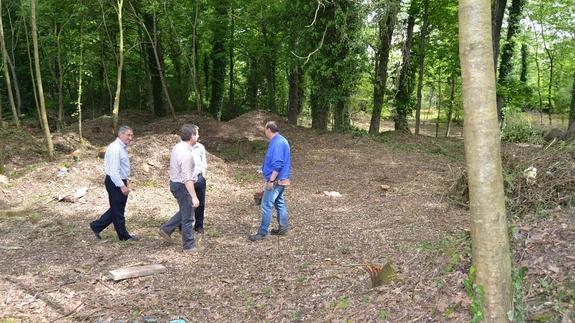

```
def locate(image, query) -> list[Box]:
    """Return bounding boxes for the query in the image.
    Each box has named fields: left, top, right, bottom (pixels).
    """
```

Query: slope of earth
left=0, top=110, right=572, bottom=321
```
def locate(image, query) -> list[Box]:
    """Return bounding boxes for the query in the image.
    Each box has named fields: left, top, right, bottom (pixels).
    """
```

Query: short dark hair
left=180, top=124, right=199, bottom=141
left=265, top=121, right=279, bottom=133
left=117, top=125, right=132, bottom=136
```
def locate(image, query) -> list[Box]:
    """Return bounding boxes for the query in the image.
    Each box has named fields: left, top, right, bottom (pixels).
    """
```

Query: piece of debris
left=0, top=174, right=9, bottom=186
left=523, top=166, right=537, bottom=185
left=253, top=191, right=263, bottom=205
left=323, top=191, right=342, bottom=198
left=57, top=167, right=69, bottom=177
left=98, top=146, right=107, bottom=158
left=380, top=184, right=391, bottom=191
left=362, top=260, right=396, bottom=288
left=108, top=264, right=167, bottom=281
left=56, top=186, right=89, bottom=203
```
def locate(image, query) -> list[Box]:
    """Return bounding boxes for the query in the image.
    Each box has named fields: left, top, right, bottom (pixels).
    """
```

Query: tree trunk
left=111, top=0, right=124, bottom=133
left=76, top=14, right=84, bottom=142
left=31, top=0, right=54, bottom=158
left=531, top=21, right=544, bottom=122
left=415, top=0, right=429, bottom=135
left=496, top=0, right=526, bottom=124
left=56, top=25, right=65, bottom=130
left=435, top=75, right=441, bottom=137
left=287, top=65, right=302, bottom=125
left=459, top=0, right=512, bottom=320
left=445, top=72, right=456, bottom=137
left=310, top=81, right=329, bottom=130
left=568, top=71, right=575, bottom=132
left=208, top=0, right=229, bottom=119
left=491, top=0, right=507, bottom=73
left=246, top=57, right=260, bottom=109
left=22, top=12, right=40, bottom=130
left=142, top=13, right=162, bottom=116
left=0, top=2, right=19, bottom=127
left=228, top=7, right=236, bottom=118
left=393, top=10, right=415, bottom=133
left=262, top=24, right=277, bottom=114
left=369, top=0, right=398, bottom=135
left=191, top=0, right=202, bottom=112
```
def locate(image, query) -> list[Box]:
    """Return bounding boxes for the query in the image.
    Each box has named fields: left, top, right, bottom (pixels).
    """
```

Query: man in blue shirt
left=90, top=126, right=138, bottom=241
left=249, top=121, right=291, bottom=241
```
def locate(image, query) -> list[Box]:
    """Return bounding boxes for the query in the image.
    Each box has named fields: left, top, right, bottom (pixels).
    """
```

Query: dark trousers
left=194, top=174, right=206, bottom=230
left=162, top=181, right=195, bottom=250
left=90, top=176, right=131, bottom=240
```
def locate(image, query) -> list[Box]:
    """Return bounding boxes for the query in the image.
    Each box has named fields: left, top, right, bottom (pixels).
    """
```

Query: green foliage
left=464, top=266, right=485, bottom=323
left=507, top=266, right=528, bottom=322
left=378, top=308, right=390, bottom=320
left=501, top=112, right=544, bottom=144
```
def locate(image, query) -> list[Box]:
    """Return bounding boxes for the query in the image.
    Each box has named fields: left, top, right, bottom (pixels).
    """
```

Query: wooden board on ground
left=108, top=264, right=166, bottom=281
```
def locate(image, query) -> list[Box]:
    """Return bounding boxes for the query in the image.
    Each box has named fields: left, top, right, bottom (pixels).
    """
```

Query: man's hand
left=266, top=181, right=274, bottom=191
left=192, top=196, right=200, bottom=208
left=121, top=185, right=130, bottom=196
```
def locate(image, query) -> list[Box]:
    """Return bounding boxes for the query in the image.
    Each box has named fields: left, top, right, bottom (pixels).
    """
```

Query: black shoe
left=194, top=228, right=204, bottom=234
left=270, top=227, right=288, bottom=236
left=248, top=233, right=266, bottom=241
left=90, top=224, right=101, bottom=240
left=125, top=236, right=139, bottom=241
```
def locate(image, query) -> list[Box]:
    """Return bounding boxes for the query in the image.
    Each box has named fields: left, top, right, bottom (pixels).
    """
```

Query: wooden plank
left=108, top=264, right=166, bottom=281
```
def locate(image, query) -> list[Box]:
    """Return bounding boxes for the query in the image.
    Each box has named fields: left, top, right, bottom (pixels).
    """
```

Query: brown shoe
left=158, top=228, right=175, bottom=244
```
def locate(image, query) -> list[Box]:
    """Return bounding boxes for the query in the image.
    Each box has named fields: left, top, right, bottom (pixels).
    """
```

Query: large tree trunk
left=459, top=0, right=512, bottom=320
left=246, top=57, right=260, bottom=110
left=191, top=0, right=202, bottom=112
left=0, top=2, right=19, bottom=127
left=414, top=0, right=429, bottom=135
left=369, top=0, right=398, bottom=135
left=208, top=0, right=229, bottom=119
left=310, top=84, right=329, bottom=130
left=393, top=10, right=415, bottom=133
left=491, top=0, right=507, bottom=72
left=111, top=0, right=124, bottom=133
left=228, top=7, right=236, bottom=118
left=262, top=24, right=277, bottom=114
left=496, top=0, right=526, bottom=124
left=31, top=0, right=54, bottom=157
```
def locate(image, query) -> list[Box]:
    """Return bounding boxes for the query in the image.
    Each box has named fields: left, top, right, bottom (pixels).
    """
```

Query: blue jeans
left=257, top=183, right=288, bottom=236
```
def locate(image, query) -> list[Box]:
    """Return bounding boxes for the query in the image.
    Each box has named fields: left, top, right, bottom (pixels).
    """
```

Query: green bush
left=501, top=114, right=544, bottom=144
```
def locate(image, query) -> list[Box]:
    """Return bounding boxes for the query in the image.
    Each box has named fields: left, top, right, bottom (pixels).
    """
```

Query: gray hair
left=180, top=124, right=199, bottom=141
left=265, top=121, right=279, bottom=133
left=117, top=125, right=132, bottom=136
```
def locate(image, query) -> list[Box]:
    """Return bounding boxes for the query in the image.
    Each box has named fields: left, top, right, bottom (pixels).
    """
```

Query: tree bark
left=262, top=24, right=277, bottom=114
left=22, top=11, right=40, bottom=129
left=287, top=65, right=302, bottom=125
left=415, top=0, right=429, bottom=135
left=459, top=0, right=512, bottom=320
left=0, top=2, right=19, bottom=127
left=496, top=0, right=525, bottom=124
left=31, top=0, right=54, bottom=158
left=76, top=14, right=84, bottom=142
left=191, top=0, right=202, bottom=112
left=393, top=10, right=415, bottom=133
left=568, top=71, right=575, bottom=132
left=228, top=6, right=236, bottom=118
left=111, top=0, right=124, bottom=133
left=56, top=23, right=65, bottom=130
left=445, top=72, right=456, bottom=137
left=369, top=0, right=398, bottom=135
left=491, top=0, right=507, bottom=72
left=208, top=0, right=229, bottom=119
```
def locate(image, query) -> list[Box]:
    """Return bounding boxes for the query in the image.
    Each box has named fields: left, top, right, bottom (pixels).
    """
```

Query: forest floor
left=0, top=110, right=573, bottom=322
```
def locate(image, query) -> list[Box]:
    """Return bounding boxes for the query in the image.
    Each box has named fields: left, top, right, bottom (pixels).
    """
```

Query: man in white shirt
left=192, top=142, right=207, bottom=233
left=90, top=126, right=137, bottom=241
left=159, top=124, right=200, bottom=252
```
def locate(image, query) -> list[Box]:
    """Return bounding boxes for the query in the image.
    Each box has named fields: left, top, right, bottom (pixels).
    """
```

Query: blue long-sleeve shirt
left=262, top=133, right=291, bottom=181
left=104, top=138, right=131, bottom=187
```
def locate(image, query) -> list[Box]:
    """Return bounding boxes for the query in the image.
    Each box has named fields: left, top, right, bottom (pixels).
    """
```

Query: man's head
left=180, top=124, right=200, bottom=144
left=264, top=121, right=279, bottom=139
left=117, top=126, right=134, bottom=145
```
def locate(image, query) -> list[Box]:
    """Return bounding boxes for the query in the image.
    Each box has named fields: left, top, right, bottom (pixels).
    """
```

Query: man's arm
left=106, top=145, right=125, bottom=188
left=185, top=180, right=199, bottom=207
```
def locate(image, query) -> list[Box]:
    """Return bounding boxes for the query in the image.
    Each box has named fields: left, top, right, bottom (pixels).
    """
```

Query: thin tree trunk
left=568, top=71, right=575, bottom=132
left=415, top=0, right=429, bottom=135
left=539, top=17, right=554, bottom=125
left=0, top=2, right=19, bottom=127
left=5, top=9, right=21, bottom=117
left=287, top=65, right=301, bottom=124
left=369, top=0, right=398, bottom=135
left=228, top=5, right=236, bottom=118
left=531, top=21, right=544, bottom=124
left=459, top=0, right=512, bottom=320
left=56, top=24, right=65, bottom=130
left=22, top=8, right=41, bottom=130
left=111, top=0, right=124, bottom=132
left=31, top=0, right=54, bottom=157
left=435, top=76, right=441, bottom=137
left=445, top=72, right=456, bottom=137
left=77, top=14, right=84, bottom=142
